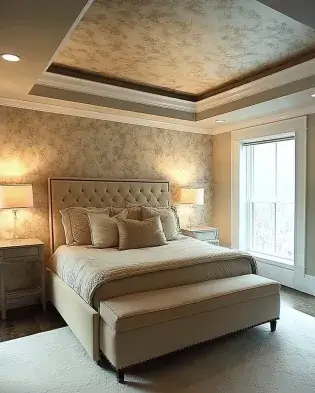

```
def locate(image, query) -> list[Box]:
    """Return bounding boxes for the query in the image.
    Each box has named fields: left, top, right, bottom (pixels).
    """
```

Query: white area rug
left=1, top=305, right=315, bottom=393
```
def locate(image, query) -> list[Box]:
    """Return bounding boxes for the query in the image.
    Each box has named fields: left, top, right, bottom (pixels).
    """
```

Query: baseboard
left=294, top=274, right=315, bottom=296
left=257, top=261, right=294, bottom=288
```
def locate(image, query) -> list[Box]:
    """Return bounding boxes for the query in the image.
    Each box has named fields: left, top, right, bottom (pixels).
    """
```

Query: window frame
left=243, top=138, right=295, bottom=263
left=231, top=117, right=307, bottom=291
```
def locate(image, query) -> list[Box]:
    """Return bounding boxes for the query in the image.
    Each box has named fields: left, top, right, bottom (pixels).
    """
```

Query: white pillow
left=116, top=216, right=167, bottom=251
left=141, top=206, right=180, bottom=240
left=111, top=205, right=142, bottom=220
left=60, top=207, right=111, bottom=245
left=88, top=209, right=128, bottom=248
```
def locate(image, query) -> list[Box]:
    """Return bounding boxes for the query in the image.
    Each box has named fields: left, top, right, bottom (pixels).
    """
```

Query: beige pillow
left=141, top=206, right=180, bottom=241
left=60, top=207, right=111, bottom=245
left=88, top=209, right=128, bottom=248
left=170, top=205, right=182, bottom=234
left=111, top=205, right=142, bottom=220
left=117, top=216, right=167, bottom=250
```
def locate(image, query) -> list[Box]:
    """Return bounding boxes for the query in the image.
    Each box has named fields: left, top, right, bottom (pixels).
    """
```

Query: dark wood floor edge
left=49, top=48, right=315, bottom=104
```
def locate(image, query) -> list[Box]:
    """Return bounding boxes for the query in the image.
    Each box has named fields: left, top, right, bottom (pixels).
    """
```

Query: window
left=232, top=117, right=307, bottom=291
left=243, top=137, right=295, bottom=264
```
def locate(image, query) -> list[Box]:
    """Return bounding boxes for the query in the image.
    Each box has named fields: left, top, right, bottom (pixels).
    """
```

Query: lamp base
left=12, top=209, right=18, bottom=239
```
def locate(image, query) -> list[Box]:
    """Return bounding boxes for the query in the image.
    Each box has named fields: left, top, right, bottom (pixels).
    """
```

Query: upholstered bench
left=99, top=274, right=280, bottom=383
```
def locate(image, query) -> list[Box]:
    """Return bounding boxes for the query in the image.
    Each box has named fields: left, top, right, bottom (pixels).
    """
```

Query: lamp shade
left=179, top=188, right=204, bottom=205
left=0, top=184, right=33, bottom=209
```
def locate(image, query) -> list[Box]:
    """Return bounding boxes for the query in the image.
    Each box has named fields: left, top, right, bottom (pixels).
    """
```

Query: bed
left=46, top=178, right=278, bottom=382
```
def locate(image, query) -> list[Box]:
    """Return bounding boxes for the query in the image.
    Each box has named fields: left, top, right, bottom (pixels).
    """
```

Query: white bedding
left=47, top=236, right=257, bottom=306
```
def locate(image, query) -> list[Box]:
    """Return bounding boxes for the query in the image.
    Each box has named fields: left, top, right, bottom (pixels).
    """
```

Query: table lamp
left=179, top=187, right=204, bottom=228
left=179, top=187, right=204, bottom=205
left=0, top=184, right=33, bottom=239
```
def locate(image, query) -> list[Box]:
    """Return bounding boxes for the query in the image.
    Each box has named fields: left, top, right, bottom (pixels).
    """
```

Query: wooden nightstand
left=181, top=226, right=220, bottom=245
left=0, top=238, right=46, bottom=320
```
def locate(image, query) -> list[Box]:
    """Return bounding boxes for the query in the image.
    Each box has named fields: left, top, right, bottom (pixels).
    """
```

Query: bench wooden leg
left=270, top=319, right=277, bottom=332
left=117, top=369, right=125, bottom=383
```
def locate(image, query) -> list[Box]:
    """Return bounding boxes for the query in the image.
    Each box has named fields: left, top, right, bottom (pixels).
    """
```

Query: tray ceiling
left=52, top=0, right=315, bottom=97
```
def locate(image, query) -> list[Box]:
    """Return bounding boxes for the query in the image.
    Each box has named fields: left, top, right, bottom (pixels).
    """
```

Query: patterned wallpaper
left=0, top=105, right=212, bottom=258
left=54, top=0, right=315, bottom=95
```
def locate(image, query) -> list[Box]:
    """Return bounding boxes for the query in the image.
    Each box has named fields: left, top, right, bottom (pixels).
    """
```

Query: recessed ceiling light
left=1, top=53, right=21, bottom=62
left=311, top=93, right=315, bottom=98
left=215, top=119, right=226, bottom=123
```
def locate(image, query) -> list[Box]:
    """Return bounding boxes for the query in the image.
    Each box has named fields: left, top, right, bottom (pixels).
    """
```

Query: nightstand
left=181, top=226, right=219, bottom=245
left=0, top=238, right=46, bottom=320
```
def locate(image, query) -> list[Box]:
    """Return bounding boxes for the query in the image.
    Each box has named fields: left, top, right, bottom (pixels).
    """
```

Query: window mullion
left=275, top=142, right=278, bottom=201
left=247, top=146, right=254, bottom=250
left=274, top=202, right=277, bottom=255
left=274, top=143, right=277, bottom=255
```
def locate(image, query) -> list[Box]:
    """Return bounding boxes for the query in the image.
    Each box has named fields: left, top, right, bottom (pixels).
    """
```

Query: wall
left=0, top=106, right=212, bottom=265
left=211, top=132, right=232, bottom=247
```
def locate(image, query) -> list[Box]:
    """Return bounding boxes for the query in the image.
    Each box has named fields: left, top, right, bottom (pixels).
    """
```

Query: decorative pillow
left=141, top=206, right=180, bottom=240
left=60, top=207, right=111, bottom=245
left=111, top=205, right=142, bottom=220
left=169, top=205, right=182, bottom=235
left=116, top=216, right=167, bottom=251
left=88, top=209, right=128, bottom=248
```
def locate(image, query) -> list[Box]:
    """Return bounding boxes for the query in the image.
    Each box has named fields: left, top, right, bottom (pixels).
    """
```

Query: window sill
left=248, top=251, right=294, bottom=271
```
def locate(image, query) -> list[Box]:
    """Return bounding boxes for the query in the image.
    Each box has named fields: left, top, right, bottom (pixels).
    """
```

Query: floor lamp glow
left=0, top=184, right=33, bottom=239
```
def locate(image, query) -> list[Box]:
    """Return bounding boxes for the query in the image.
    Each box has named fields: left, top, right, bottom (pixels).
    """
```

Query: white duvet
left=47, top=236, right=257, bottom=305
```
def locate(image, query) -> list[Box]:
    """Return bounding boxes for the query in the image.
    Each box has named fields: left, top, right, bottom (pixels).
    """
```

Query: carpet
left=1, top=305, right=315, bottom=393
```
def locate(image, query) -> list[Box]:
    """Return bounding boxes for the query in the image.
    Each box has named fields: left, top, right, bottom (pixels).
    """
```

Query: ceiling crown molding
left=196, top=58, right=315, bottom=113
left=211, top=102, right=315, bottom=135
left=0, top=95, right=210, bottom=135
left=37, top=72, right=196, bottom=113
left=38, top=58, right=315, bottom=117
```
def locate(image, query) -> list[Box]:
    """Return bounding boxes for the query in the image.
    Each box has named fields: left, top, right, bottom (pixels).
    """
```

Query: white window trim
left=231, top=117, right=309, bottom=292
left=243, top=137, right=295, bottom=261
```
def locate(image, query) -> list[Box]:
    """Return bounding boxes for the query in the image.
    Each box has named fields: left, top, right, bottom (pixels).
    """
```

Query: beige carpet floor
left=1, top=305, right=314, bottom=393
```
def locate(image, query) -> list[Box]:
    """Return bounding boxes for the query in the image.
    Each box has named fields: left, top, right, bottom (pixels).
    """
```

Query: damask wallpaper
left=54, top=0, right=315, bottom=95
left=0, top=105, right=212, bottom=259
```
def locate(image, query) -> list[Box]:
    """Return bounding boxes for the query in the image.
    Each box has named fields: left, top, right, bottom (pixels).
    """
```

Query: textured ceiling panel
left=53, top=0, right=315, bottom=96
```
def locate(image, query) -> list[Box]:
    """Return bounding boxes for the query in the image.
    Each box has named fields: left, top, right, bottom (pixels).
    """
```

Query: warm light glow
left=1, top=53, right=21, bottom=62
left=0, top=184, right=33, bottom=209
left=179, top=188, right=204, bottom=205
left=0, top=158, right=29, bottom=177
left=166, top=169, right=194, bottom=185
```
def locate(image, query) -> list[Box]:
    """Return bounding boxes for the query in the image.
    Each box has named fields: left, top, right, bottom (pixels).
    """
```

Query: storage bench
left=99, top=274, right=280, bottom=383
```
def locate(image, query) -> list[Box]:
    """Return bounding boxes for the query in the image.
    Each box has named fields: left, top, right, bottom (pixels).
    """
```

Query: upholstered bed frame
left=47, top=177, right=170, bottom=360
left=47, top=177, right=280, bottom=383
left=48, top=177, right=170, bottom=253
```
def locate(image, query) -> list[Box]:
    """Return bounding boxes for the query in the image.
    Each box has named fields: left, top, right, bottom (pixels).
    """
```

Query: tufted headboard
left=48, top=177, right=170, bottom=252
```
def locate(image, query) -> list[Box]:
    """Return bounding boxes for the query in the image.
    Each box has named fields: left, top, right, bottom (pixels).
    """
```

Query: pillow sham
left=169, top=205, right=182, bottom=234
left=88, top=209, right=128, bottom=248
left=60, top=207, right=111, bottom=245
left=116, top=216, right=167, bottom=251
left=141, top=206, right=180, bottom=240
left=111, top=205, right=142, bottom=220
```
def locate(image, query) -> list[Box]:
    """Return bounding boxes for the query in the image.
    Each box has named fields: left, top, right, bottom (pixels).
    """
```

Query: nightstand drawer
left=194, top=232, right=218, bottom=241
left=207, top=239, right=220, bottom=246
left=0, top=238, right=46, bottom=320
left=3, top=246, right=39, bottom=260
left=182, top=228, right=219, bottom=241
